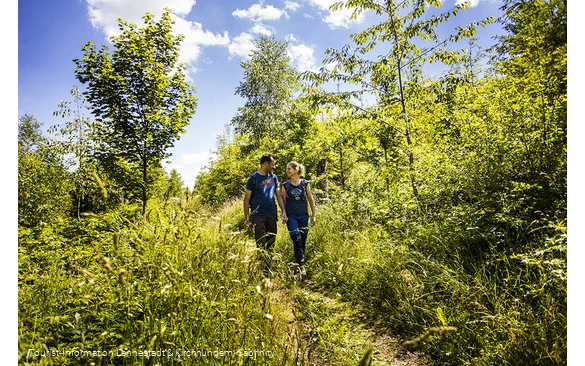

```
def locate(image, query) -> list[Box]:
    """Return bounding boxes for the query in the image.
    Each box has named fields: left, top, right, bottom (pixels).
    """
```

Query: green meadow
left=19, top=0, right=566, bottom=364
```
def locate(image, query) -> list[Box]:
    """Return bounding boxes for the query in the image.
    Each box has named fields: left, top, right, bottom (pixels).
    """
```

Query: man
left=244, top=154, right=287, bottom=275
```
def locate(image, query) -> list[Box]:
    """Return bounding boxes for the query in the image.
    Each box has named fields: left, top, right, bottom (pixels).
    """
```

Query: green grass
left=18, top=199, right=302, bottom=365
left=299, top=197, right=567, bottom=365
left=18, top=194, right=567, bottom=365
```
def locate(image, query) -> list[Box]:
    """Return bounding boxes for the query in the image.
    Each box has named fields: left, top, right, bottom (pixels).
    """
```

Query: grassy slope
left=18, top=195, right=566, bottom=365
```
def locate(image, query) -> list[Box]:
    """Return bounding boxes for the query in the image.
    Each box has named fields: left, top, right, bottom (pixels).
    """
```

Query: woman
left=281, top=161, right=316, bottom=279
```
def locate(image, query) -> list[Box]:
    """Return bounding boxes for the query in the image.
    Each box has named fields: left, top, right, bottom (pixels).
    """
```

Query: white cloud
left=86, top=0, right=196, bottom=35
left=250, top=23, right=274, bottom=36
left=232, top=3, right=286, bottom=22
left=305, top=0, right=366, bottom=29
left=303, top=13, right=314, bottom=19
left=85, top=0, right=229, bottom=72
left=170, top=15, right=229, bottom=67
left=324, top=60, right=338, bottom=71
left=228, top=32, right=257, bottom=60
left=288, top=43, right=318, bottom=72
left=284, top=1, right=301, bottom=12
left=323, top=8, right=365, bottom=29
left=455, top=0, right=480, bottom=7
left=229, top=30, right=318, bottom=71
left=305, top=0, right=338, bottom=11
left=285, top=34, right=318, bottom=72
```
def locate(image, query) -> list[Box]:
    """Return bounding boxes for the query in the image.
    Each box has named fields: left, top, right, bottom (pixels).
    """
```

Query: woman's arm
left=306, top=183, right=316, bottom=224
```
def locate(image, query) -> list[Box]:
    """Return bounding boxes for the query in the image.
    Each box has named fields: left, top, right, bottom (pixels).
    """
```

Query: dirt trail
left=269, top=277, right=432, bottom=366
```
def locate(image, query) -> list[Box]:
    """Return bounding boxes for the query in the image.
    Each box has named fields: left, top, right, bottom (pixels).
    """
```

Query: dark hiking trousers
left=251, top=215, right=277, bottom=274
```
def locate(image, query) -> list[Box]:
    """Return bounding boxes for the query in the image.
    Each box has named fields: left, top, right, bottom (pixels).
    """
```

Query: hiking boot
left=300, top=265, right=307, bottom=280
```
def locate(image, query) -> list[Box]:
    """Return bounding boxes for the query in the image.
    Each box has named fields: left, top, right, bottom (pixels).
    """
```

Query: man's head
left=260, top=153, right=276, bottom=173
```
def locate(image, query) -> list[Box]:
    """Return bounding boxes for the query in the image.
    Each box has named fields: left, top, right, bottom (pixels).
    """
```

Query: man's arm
left=244, top=189, right=252, bottom=231
left=276, top=186, right=288, bottom=223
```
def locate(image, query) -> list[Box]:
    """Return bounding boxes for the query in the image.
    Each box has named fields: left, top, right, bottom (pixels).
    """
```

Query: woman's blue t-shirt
left=284, top=180, right=309, bottom=216
left=246, top=172, right=279, bottom=216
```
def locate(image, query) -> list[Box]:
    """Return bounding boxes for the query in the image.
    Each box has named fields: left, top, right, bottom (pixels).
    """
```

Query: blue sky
left=17, top=0, right=507, bottom=188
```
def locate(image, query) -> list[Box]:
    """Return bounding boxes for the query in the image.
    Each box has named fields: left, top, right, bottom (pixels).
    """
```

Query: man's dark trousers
left=251, top=215, right=277, bottom=274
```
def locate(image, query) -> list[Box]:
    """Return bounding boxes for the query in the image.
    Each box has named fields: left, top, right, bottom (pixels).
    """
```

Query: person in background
left=244, top=154, right=287, bottom=275
left=281, top=161, right=316, bottom=280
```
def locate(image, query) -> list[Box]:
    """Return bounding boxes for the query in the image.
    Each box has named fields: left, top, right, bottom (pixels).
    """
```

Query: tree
left=194, top=129, right=258, bottom=205
left=164, top=168, right=184, bottom=200
left=18, top=115, right=73, bottom=227
left=228, top=34, right=319, bottom=188
left=18, top=114, right=46, bottom=154
left=74, top=9, right=198, bottom=215
left=495, top=0, right=567, bottom=216
left=230, top=35, right=298, bottom=149
left=304, top=0, right=494, bottom=210
left=52, top=85, right=98, bottom=218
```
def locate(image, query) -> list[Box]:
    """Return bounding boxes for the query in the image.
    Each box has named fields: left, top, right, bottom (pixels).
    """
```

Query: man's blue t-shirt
left=246, top=172, right=279, bottom=216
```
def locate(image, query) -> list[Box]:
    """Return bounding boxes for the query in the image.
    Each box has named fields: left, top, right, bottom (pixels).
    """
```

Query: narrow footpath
left=269, top=277, right=432, bottom=366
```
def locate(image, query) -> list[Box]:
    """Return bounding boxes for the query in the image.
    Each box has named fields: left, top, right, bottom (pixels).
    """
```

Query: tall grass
left=18, top=192, right=566, bottom=365
left=18, top=199, right=304, bottom=365
left=303, top=196, right=566, bottom=365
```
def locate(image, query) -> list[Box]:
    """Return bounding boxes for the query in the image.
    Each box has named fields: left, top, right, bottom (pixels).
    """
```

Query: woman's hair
left=288, top=161, right=305, bottom=177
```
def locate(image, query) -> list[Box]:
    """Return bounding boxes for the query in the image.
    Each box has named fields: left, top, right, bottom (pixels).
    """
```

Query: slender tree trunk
left=397, top=60, right=420, bottom=208
left=142, top=158, right=148, bottom=216
left=76, top=97, right=83, bottom=219
left=77, top=194, right=81, bottom=220
left=383, top=142, right=390, bottom=192
left=339, top=147, right=345, bottom=191
left=318, top=158, right=328, bottom=199
left=383, top=0, right=419, bottom=211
